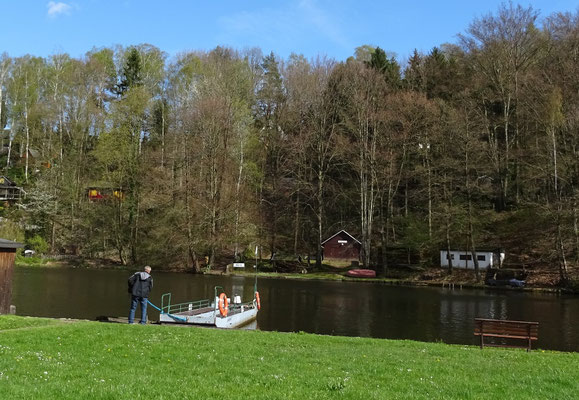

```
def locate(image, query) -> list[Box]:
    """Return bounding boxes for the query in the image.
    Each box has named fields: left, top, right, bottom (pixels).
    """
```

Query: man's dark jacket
left=128, top=271, right=153, bottom=298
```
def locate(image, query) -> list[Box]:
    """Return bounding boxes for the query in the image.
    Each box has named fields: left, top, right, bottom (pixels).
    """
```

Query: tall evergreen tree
left=116, top=47, right=143, bottom=96
left=366, top=47, right=401, bottom=88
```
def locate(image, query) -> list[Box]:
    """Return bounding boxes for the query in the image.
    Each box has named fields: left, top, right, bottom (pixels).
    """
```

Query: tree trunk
left=551, top=125, right=558, bottom=194
left=316, top=168, right=324, bottom=269
left=501, top=95, right=512, bottom=211
left=116, top=200, right=126, bottom=265
left=380, top=194, right=388, bottom=273
left=233, top=131, right=245, bottom=261
left=556, top=202, right=569, bottom=284
left=6, top=123, right=14, bottom=168
left=574, top=195, right=578, bottom=268
left=24, top=99, right=30, bottom=182
left=161, top=101, right=165, bottom=167
left=464, top=121, right=480, bottom=281
left=469, top=215, right=480, bottom=282
left=445, top=215, right=453, bottom=274
left=293, top=184, right=301, bottom=255
left=184, top=135, right=201, bottom=273
left=425, top=147, right=432, bottom=239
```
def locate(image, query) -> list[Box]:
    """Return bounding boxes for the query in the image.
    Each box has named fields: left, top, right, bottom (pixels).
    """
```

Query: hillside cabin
left=440, top=249, right=505, bottom=270
left=322, top=230, right=361, bottom=261
left=0, top=176, right=24, bottom=202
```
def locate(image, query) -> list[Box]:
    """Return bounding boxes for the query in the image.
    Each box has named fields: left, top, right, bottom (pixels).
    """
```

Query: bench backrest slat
left=474, top=324, right=538, bottom=336
left=475, top=318, right=538, bottom=326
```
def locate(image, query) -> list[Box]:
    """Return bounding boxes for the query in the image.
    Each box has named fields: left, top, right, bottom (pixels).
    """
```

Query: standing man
left=128, top=266, right=153, bottom=324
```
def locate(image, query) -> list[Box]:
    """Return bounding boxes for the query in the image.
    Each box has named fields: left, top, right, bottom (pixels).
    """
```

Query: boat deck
left=172, top=307, right=214, bottom=316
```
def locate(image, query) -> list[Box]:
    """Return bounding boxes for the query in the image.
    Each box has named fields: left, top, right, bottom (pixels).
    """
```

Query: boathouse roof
left=0, top=238, right=23, bottom=249
left=321, top=230, right=361, bottom=245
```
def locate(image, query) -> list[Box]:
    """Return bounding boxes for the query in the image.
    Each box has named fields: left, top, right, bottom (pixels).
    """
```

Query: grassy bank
left=0, top=316, right=578, bottom=399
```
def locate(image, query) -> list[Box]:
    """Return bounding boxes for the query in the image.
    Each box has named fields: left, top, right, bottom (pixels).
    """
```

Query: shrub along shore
left=0, top=316, right=578, bottom=399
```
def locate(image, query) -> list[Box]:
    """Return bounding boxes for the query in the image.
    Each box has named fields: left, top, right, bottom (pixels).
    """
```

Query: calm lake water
left=11, top=267, right=579, bottom=352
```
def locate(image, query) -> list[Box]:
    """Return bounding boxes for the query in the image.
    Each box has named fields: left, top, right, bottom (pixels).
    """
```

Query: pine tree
left=116, top=48, right=142, bottom=96
left=365, top=47, right=401, bottom=88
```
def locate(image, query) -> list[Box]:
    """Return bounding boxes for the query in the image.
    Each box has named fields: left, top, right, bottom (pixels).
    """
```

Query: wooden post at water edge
left=0, top=239, right=23, bottom=314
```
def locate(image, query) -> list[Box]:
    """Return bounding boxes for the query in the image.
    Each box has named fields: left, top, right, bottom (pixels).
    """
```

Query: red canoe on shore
left=345, top=269, right=376, bottom=278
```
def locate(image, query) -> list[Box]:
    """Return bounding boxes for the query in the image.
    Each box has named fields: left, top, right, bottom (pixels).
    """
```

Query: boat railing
left=160, top=290, right=257, bottom=318
left=161, top=293, right=211, bottom=315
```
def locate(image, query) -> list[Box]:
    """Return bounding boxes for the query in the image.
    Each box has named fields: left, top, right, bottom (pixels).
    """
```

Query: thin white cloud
left=217, top=7, right=298, bottom=51
left=297, top=0, right=351, bottom=49
left=47, top=2, right=72, bottom=18
left=217, top=1, right=352, bottom=55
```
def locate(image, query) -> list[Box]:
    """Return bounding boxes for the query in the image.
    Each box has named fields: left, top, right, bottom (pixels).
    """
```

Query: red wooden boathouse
left=322, top=230, right=361, bottom=261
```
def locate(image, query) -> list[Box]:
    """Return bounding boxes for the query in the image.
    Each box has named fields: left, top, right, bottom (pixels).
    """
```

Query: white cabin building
left=440, top=249, right=505, bottom=270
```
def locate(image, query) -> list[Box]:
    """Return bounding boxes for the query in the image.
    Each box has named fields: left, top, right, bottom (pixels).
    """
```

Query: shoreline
left=228, top=271, right=577, bottom=295
left=16, top=258, right=578, bottom=295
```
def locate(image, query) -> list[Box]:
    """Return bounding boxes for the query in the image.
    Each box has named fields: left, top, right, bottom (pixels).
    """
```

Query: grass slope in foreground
left=0, top=316, right=578, bottom=399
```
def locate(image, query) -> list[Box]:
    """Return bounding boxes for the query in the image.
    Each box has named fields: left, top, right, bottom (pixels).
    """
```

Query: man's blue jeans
left=128, top=296, right=148, bottom=324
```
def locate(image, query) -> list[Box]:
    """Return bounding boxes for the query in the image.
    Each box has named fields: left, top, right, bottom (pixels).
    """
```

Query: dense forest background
left=0, top=3, right=577, bottom=281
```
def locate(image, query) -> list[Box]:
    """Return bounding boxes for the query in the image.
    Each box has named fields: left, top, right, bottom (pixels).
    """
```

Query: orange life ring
left=218, top=292, right=228, bottom=317
left=255, top=291, right=261, bottom=310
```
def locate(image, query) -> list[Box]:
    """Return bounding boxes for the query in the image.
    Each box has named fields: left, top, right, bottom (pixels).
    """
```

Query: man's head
left=144, top=265, right=151, bottom=273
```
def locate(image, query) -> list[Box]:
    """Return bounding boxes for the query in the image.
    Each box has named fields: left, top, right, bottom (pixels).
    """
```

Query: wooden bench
left=474, top=318, right=538, bottom=351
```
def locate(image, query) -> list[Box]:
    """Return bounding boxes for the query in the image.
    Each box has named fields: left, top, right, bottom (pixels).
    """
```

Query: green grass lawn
left=0, top=315, right=63, bottom=330
left=0, top=316, right=578, bottom=399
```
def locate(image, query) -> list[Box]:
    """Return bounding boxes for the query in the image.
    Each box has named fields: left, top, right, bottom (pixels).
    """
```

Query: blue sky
left=1, top=1, right=577, bottom=63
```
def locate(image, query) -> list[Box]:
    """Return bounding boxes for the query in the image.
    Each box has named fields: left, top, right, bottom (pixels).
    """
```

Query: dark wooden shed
left=322, top=230, right=361, bottom=261
left=0, top=239, right=23, bottom=314
left=0, top=176, right=25, bottom=202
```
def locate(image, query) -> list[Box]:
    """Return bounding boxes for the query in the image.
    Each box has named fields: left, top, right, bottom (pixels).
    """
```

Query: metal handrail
left=214, top=286, right=225, bottom=300
left=161, top=293, right=172, bottom=313
left=159, top=286, right=257, bottom=319
left=160, top=293, right=211, bottom=314
left=166, top=299, right=211, bottom=314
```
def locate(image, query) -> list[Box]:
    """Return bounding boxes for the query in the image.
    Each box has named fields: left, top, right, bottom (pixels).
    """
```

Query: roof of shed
left=441, top=248, right=505, bottom=253
left=0, top=176, right=16, bottom=186
left=0, top=238, right=23, bottom=249
left=322, top=230, right=361, bottom=245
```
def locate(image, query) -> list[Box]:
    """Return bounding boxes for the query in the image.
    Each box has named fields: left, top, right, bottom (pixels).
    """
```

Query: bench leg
left=480, top=334, right=484, bottom=349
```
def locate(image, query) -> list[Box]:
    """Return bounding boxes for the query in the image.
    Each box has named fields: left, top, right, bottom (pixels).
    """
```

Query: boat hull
left=215, top=308, right=258, bottom=328
left=158, top=305, right=258, bottom=328
left=345, top=269, right=376, bottom=278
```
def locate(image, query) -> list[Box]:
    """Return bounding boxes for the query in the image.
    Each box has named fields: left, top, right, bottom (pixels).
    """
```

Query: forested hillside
left=0, top=4, right=577, bottom=282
